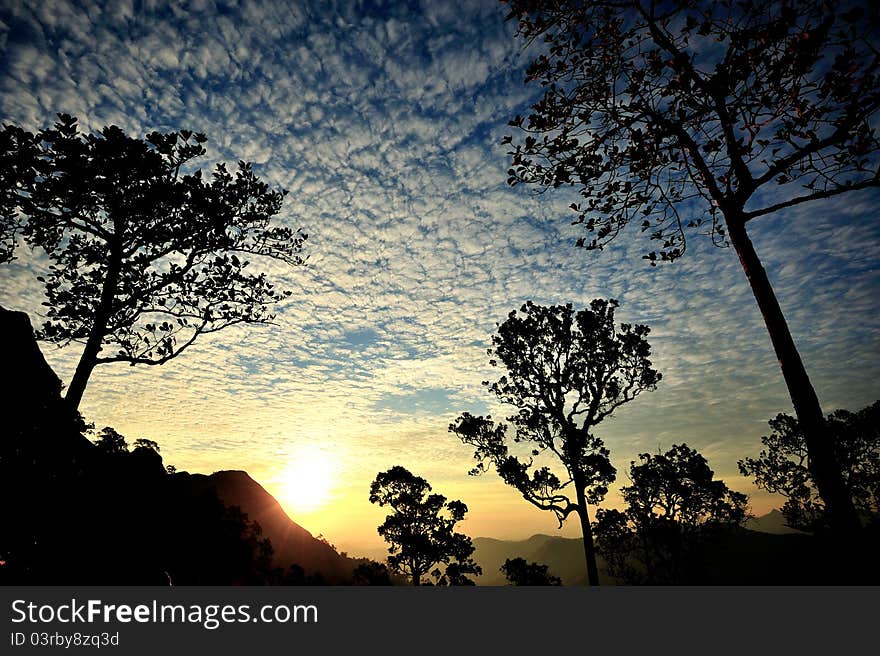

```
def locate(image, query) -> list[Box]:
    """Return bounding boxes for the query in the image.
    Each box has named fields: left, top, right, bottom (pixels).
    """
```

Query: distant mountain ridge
left=743, top=508, right=804, bottom=534
left=472, top=534, right=594, bottom=585
left=202, top=488, right=810, bottom=585
left=471, top=510, right=825, bottom=585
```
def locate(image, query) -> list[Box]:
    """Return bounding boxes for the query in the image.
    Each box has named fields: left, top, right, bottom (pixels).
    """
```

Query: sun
left=278, top=446, right=337, bottom=515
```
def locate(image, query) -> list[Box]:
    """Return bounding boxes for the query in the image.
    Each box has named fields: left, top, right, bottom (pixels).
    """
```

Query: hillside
left=473, top=535, right=596, bottom=586
left=198, top=470, right=361, bottom=583
left=743, top=508, right=804, bottom=534
left=0, top=306, right=365, bottom=585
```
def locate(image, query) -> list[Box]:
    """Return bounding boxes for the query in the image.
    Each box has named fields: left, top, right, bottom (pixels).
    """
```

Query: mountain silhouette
left=472, top=535, right=598, bottom=585
left=0, top=305, right=362, bottom=585
left=472, top=515, right=831, bottom=585
left=195, top=470, right=360, bottom=582
left=743, top=508, right=805, bottom=534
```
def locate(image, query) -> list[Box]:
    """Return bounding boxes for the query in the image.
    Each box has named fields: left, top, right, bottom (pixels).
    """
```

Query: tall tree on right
left=739, top=400, right=880, bottom=533
left=502, top=0, right=879, bottom=536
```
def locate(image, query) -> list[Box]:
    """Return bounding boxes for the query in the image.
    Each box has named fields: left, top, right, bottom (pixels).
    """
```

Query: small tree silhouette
left=369, top=466, right=482, bottom=586
left=351, top=561, right=393, bottom=586
left=94, top=426, right=128, bottom=455
left=739, top=401, right=880, bottom=533
left=595, top=444, right=748, bottom=584
left=501, top=0, right=879, bottom=537
left=0, top=115, right=307, bottom=411
left=450, top=299, right=660, bottom=586
left=133, top=438, right=161, bottom=453
left=501, top=557, right=562, bottom=586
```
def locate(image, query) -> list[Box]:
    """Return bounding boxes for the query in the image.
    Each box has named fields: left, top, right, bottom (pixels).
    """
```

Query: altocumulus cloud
left=1, top=0, right=878, bottom=541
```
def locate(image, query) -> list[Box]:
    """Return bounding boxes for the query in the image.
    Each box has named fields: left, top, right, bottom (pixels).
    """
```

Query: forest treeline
left=2, top=302, right=877, bottom=585
left=2, top=0, right=879, bottom=585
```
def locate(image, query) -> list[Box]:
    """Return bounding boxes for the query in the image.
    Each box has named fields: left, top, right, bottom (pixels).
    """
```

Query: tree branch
left=743, top=176, right=880, bottom=221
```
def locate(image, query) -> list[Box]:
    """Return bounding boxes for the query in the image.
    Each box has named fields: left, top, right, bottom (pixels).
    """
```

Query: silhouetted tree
left=273, top=563, right=327, bottom=586
left=352, top=561, right=393, bottom=586
left=450, top=299, right=660, bottom=585
left=133, top=438, right=160, bottom=453
left=0, top=114, right=307, bottom=411
left=94, top=426, right=128, bottom=455
left=501, top=557, right=562, bottom=586
left=739, top=401, right=880, bottom=533
left=0, top=125, right=39, bottom=263
left=368, top=466, right=482, bottom=586
left=595, top=444, right=748, bottom=584
left=502, top=0, right=878, bottom=536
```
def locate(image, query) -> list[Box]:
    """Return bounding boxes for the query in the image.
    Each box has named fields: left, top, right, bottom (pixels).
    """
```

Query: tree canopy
left=500, top=557, right=562, bottom=586
left=450, top=299, right=660, bottom=585
left=368, top=466, right=482, bottom=586
left=595, top=443, right=748, bottom=584
left=502, top=0, right=877, bottom=536
left=351, top=561, right=393, bottom=586
left=0, top=114, right=307, bottom=410
left=94, top=426, right=129, bottom=455
left=739, top=401, right=880, bottom=533
left=504, top=0, right=880, bottom=262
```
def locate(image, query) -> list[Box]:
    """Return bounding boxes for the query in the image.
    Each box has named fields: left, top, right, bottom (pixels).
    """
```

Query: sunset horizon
left=2, top=0, right=878, bottom=588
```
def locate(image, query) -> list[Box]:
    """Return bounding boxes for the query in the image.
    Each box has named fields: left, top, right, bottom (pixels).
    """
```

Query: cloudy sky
left=1, top=0, right=878, bottom=557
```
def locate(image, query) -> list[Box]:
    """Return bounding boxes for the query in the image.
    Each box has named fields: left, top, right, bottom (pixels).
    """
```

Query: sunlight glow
left=278, top=446, right=337, bottom=514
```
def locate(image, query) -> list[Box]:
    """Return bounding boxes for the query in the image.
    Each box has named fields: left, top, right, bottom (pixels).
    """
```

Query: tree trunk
left=575, top=483, right=600, bottom=586
left=639, top=525, right=655, bottom=584
left=65, top=237, right=123, bottom=412
left=725, top=216, right=860, bottom=538
left=410, top=556, right=420, bottom=586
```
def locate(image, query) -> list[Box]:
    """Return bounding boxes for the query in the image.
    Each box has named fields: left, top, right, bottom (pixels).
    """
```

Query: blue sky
left=1, top=0, right=878, bottom=555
